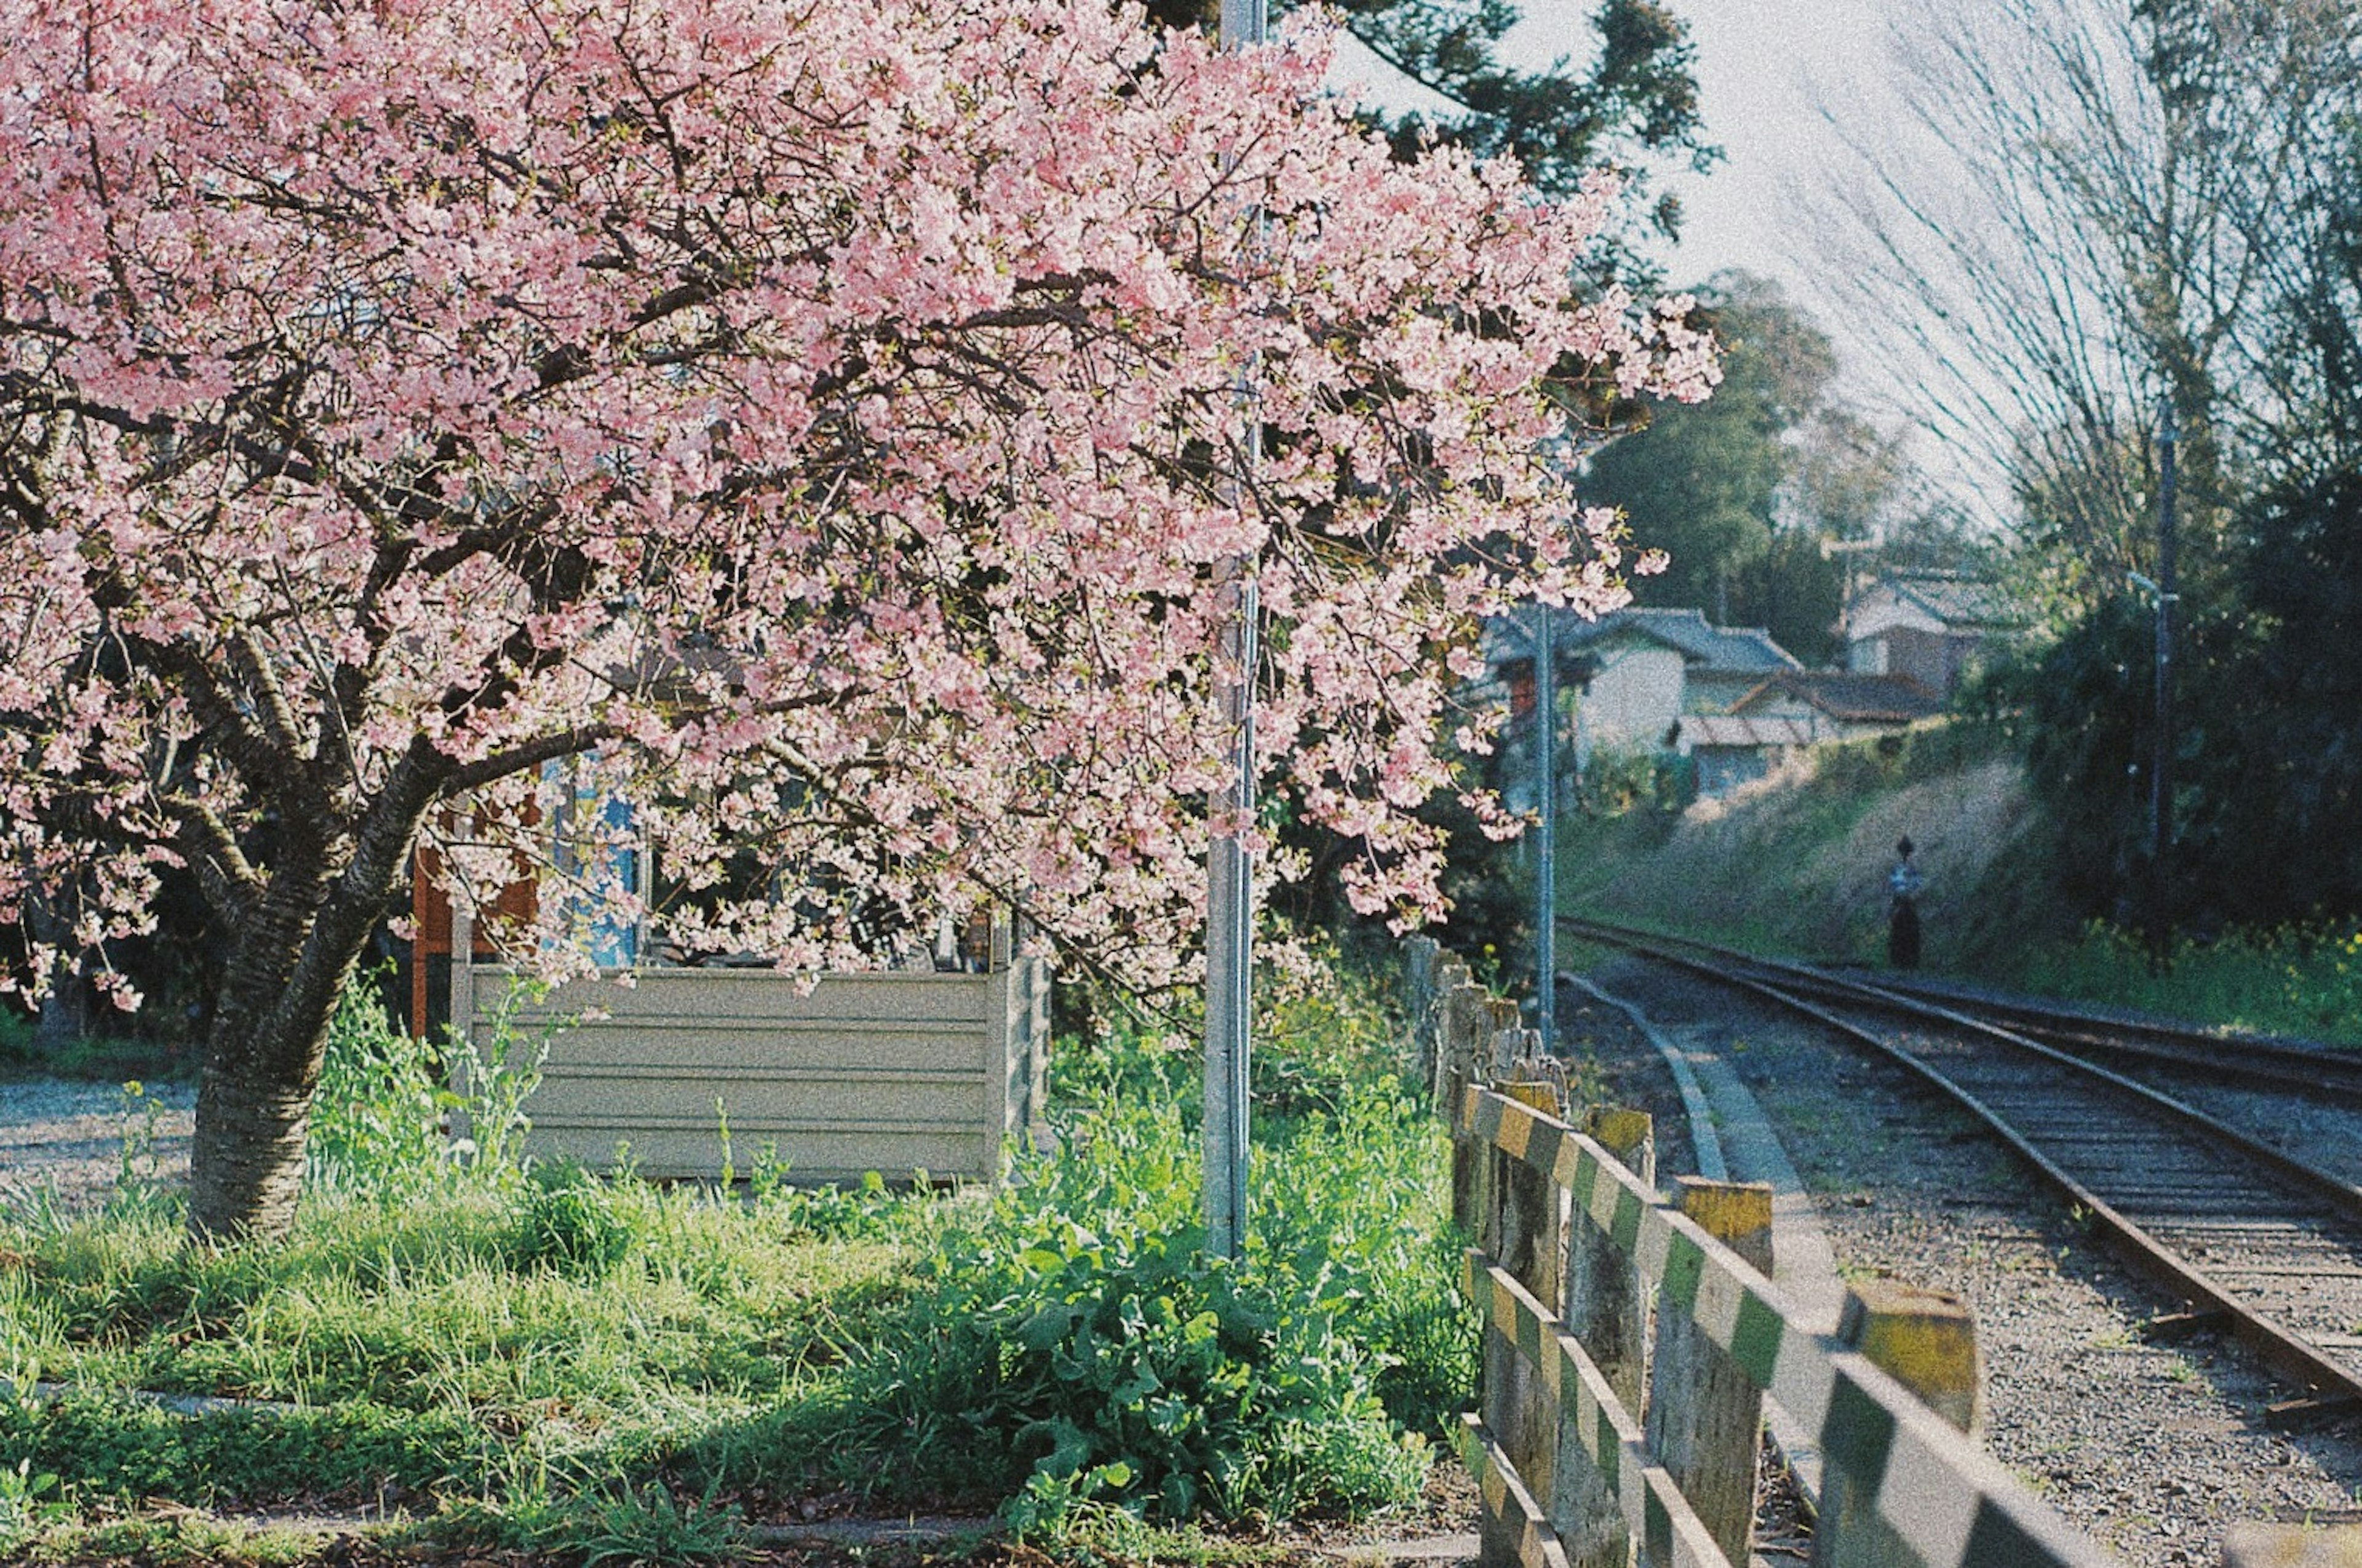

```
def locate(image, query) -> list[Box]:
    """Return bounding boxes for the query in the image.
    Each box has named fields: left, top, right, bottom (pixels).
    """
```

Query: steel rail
left=1562, top=917, right=2362, bottom=1418
left=1562, top=917, right=2362, bottom=1105
left=1821, top=968, right=2362, bottom=1105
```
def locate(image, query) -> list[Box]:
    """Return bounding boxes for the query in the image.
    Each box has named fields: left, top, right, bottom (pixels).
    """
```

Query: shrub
left=308, top=976, right=447, bottom=1198
left=790, top=1000, right=1456, bottom=1530
left=511, top=1162, right=640, bottom=1278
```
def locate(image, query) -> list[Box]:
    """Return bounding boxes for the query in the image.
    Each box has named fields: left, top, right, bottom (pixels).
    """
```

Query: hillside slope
left=1559, top=728, right=2073, bottom=975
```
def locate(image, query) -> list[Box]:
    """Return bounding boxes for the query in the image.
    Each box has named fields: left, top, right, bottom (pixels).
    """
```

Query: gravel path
left=0, top=1074, right=196, bottom=1219
left=1564, top=960, right=2362, bottom=1568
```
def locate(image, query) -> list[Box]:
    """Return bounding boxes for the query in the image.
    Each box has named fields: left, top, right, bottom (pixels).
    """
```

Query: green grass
left=2014, top=923, right=2362, bottom=1046
left=0, top=948, right=1468, bottom=1561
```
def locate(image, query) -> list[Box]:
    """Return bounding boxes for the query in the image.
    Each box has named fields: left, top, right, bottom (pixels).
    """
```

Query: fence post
left=1488, top=997, right=1524, bottom=1059
left=1406, top=936, right=1441, bottom=1096
left=1484, top=1074, right=1567, bottom=1537
left=1647, top=1177, right=1775, bottom=1568
left=1447, top=983, right=1490, bottom=1232
left=1811, top=1282, right=1982, bottom=1568
left=1552, top=1106, right=1654, bottom=1568
left=1433, top=962, right=1474, bottom=1108
left=2220, top=1526, right=2362, bottom=1566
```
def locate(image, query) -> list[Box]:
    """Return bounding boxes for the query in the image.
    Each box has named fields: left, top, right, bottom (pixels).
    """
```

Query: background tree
left=1145, top=0, right=1716, bottom=274
left=1576, top=271, right=1914, bottom=662
left=0, top=0, right=1711, bottom=1242
left=1824, top=0, right=2362, bottom=928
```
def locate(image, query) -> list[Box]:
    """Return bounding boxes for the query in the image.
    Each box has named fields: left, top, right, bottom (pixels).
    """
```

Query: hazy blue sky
left=1334, top=0, right=1910, bottom=331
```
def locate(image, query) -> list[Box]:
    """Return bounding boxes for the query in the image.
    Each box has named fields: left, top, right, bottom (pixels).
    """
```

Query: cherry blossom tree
left=0, top=0, right=1714, bottom=1242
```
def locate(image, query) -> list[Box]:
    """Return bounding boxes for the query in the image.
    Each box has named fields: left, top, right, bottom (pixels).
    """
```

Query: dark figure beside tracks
left=1888, top=835, right=1925, bottom=969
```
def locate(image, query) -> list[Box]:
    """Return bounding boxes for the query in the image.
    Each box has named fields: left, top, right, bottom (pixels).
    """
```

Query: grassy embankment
left=1556, top=722, right=2362, bottom=1046
left=0, top=953, right=1471, bottom=1566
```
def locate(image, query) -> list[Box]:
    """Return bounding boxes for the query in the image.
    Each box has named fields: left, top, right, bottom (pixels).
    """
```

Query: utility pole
left=1203, top=0, right=1265, bottom=1263
left=2150, top=396, right=2177, bottom=952
left=1532, top=603, right=1556, bottom=1044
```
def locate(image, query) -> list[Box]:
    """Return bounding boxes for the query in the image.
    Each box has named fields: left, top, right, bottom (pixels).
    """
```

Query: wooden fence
left=1402, top=937, right=2351, bottom=1568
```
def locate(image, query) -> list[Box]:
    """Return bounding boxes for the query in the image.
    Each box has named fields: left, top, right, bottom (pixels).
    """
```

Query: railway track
left=1562, top=915, right=2362, bottom=1425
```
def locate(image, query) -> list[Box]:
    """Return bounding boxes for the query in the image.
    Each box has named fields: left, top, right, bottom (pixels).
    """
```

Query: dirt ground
left=0, top=1075, right=196, bottom=1220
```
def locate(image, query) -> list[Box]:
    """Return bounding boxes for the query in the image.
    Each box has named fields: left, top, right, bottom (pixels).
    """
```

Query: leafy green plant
left=798, top=1010, right=1447, bottom=1528
left=308, top=974, right=447, bottom=1198
left=457, top=1478, right=751, bottom=1566
left=443, top=987, right=551, bottom=1185
left=0, top=1456, right=68, bottom=1555
left=511, top=1161, right=639, bottom=1278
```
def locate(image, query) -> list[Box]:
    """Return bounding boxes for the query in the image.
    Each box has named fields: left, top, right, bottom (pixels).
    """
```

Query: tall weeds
left=0, top=949, right=1467, bottom=1554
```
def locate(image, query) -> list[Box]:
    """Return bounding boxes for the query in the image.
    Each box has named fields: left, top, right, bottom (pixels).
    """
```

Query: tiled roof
left=1740, top=671, right=1946, bottom=723
left=1492, top=607, right=1803, bottom=672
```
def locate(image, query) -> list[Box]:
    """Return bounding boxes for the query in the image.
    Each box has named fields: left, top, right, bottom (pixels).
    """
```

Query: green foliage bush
left=2019, top=921, right=2362, bottom=1046
left=784, top=1011, right=1456, bottom=1532
left=308, top=976, right=447, bottom=1198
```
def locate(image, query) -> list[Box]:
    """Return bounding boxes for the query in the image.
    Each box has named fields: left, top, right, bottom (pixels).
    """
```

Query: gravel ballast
left=0, top=1075, right=197, bottom=1219
left=1565, top=960, right=2362, bottom=1568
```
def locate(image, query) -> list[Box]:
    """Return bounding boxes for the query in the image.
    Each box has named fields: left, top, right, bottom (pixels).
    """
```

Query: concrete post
left=1813, top=1282, right=1983, bottom=1568
left=1647, top=1177, right=1775, bottom=1568
left=1484, top=1077, right=1569, bottom=1522
left=1553, top=1106, right=1654, bottom=1568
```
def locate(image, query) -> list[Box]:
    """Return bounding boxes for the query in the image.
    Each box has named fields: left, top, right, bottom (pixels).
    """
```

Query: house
left=1485, top=606, right=1949, bottom=801
left=1845, top=573, right=2019, bottom=698
left=1686, top=671, right=1946, bottom=797
left=1487, top=607, right=1802, bottom=770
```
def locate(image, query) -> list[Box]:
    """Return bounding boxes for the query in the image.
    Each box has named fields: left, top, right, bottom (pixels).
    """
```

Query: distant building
left=1685, top=671, right=1946, bottom=797
left=1487, top=605, right=1951, bottom=802
left=1487, top=605, right=1799, bottom=763
left=1845, top=573, right=2019, bottom=699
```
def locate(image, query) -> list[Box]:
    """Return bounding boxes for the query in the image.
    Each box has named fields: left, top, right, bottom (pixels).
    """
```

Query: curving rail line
left=1823, top=966, right=2362, bottom=1106
left=1562, top=915, right=2362, bottom=1425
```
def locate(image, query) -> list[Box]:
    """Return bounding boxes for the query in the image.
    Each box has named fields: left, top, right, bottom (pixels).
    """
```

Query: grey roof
left=1686, top=714, right=1819, bottom=748
left=1557, top=607, right=1802, bottom=671
left=1738, top=671, right=1947, bottom=723
left=1490, top=607, right=1803, bottom=673
left=1872, top=573, right=2019, bottom=630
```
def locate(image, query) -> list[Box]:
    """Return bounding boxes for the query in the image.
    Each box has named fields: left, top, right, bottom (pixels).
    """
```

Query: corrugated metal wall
left=455, top=960, right=1052, bottom=1185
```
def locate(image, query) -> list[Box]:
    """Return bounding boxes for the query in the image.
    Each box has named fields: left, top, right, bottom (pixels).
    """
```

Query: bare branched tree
left=1802, top=0, right=2360, bottom=603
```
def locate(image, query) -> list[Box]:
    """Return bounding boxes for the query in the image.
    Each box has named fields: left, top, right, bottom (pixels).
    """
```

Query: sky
left=1598, top=0, right=1901, bottom=296
left=1329, top=0, right=2008, bottom=514
left=1331, top=0, right=1915, bottom=366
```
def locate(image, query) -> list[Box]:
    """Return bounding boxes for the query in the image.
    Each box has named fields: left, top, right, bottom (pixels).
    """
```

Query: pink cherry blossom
left=0, top=0, right=1713, bottom=1237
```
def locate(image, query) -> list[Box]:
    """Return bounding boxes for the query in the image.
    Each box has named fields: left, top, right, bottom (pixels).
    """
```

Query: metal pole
left=2150, top=397, right=2177, bottom=949
left=1203, top=0, right=1265, bottom=1262
left=1532, top=604, right=1556, bottom=1043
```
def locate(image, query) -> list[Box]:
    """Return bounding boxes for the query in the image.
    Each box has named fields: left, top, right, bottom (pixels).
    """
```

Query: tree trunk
left=188, top=1043, right=321, bottom=1241
left=186, top=872, right=352, bottom=1243
left=26, top=890, right=89, bottom=1053
left=183, top=752, right=442, bottom=1244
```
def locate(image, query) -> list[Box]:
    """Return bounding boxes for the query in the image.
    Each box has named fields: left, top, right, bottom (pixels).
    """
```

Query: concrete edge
left=1562, top=972, right=1845, bottom=1513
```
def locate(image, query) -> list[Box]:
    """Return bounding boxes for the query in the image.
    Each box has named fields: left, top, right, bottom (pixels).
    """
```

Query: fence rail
left=1402, top=936, right=2346, bottom=1568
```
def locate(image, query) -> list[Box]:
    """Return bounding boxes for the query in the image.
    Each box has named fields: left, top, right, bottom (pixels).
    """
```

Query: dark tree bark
left=25, top=890, right=89, bottom=1053
left=184, top=746, right=453, bottom=1241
